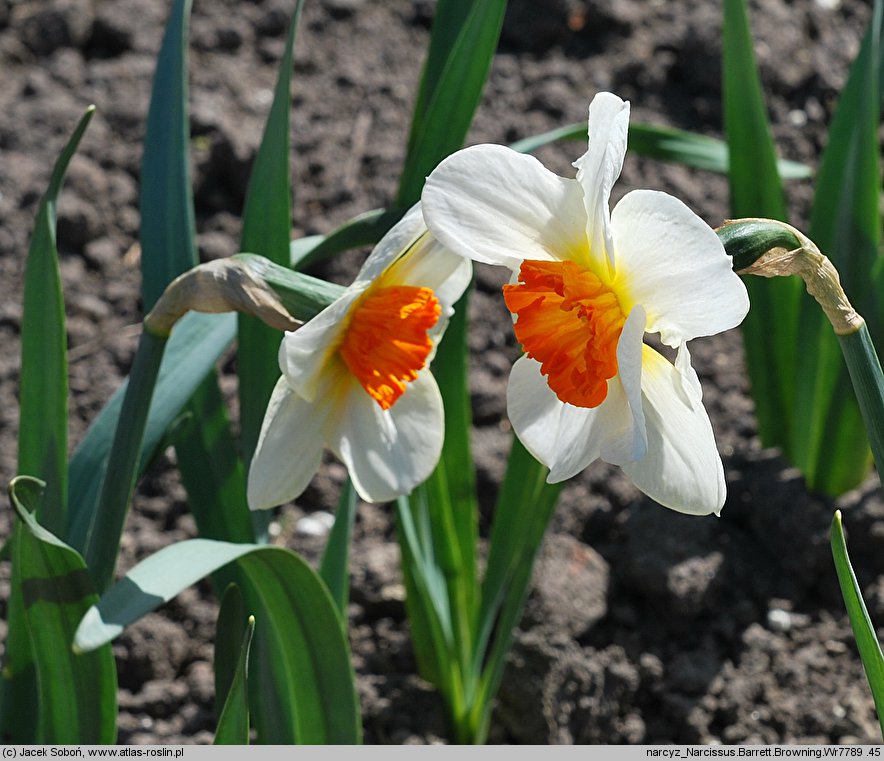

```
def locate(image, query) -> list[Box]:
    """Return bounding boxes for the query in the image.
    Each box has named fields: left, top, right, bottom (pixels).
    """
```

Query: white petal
left=611, top=189, right=750, bottom=346
left=279, top=287, right=364, bottom=402
left=327, top=370, right=444, bottom=502
left=422, top=144, right=588, bottom=270
left=621, top=345, right=726, bottom=516
left=598, top=304, right=647, bottom=465
left=353, top=204, right=427, bottom=285
left=247, top=376, right=331, bottom=510
left=573, top=92, right=630, bottom=275
left=382, top=233, right=473, bottom=316
left=506, top=355, right=603, bottom=482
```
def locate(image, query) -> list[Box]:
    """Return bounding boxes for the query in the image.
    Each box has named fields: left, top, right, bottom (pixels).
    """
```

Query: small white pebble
left=814, top=0, right=841, bottom=9
left=295, top=511, right=336, bottom=537
left=767, top=608, right=792, bottom=632
left=833, top=704, right=847, bottom=719
left=268, top=520, right=282, bottom=538
left=254, top=88, right=273, bottom=106
left=788, top=109, right=808, bottom=127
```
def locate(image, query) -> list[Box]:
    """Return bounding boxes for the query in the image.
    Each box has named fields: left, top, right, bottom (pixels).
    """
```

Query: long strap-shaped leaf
left=472, top=439, right=562, bottom=742
left=20, top=105, right=94, bottom=535
left=319, top=478, right=358, bottom=620
left=214, top=610, right=255, bottom=745
left=396, top=0, right=507, bottom=206
left=74, top=539, right=360, bottom=743
left=831, top=511, right=884, bottom=737
left=140, top=0, right=196, bottom=308
left=238, top=0, right=305, bottom=477
left=723, top=0, right=801, bottom=457
left=794, top=0, right=884, bottom=494
left=138, top=0, right=253, bottom=552
left=511, top=119, right=812, bottom=178
left=67, top=312, right=236, bottom=550
left=10, top=477, right=117, bottom=743
left=2, top=106, right=95, bottom=744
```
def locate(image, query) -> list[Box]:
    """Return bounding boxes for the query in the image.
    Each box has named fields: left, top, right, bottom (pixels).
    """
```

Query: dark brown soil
left=2, top=0, right=883, bottom=745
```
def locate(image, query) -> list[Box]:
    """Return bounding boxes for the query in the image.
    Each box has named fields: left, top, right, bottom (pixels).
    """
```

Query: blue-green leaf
left=319, top=478, right=357, bottom=619
left=139, top=0, right=196, bottom=309
left=723, top=0, right=800, bottom=456
left=10, top=477, right=117, bottom=743
left=831, top=511, right=884, bottom=737
left=68, top=313, right=236, bottom=552
left=238, top=0, right=305, bottom=471
left=20, top=105, right=94, bottom=535
left=794, top=0, right=884, bottom=494
left=75, top=539, right=360, bottom=744
left=396, top=0, right=506, bottom=206
left=214, top=613, right=255, bottom=745
left=511, top=120, right=812, bottom=179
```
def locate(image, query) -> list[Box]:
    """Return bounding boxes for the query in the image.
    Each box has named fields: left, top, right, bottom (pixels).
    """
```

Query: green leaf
left=139, top=0, right=196, bottom=309
left=472, top=439, right=562, bottom=743
left=511, top=120, right=812, bottom=179
left=238, top=0, right=304, bottom=472
left=10, top=477, right=117, bottom=743
left=214, top=583, right=247, bottom=722
left=175, top=376, right=253, bottom=544
left=138, top=0, right=249, bottom=540
left=68, top=312, right=236, bottom=552
left=214, top=614, right=255, bottom=745
left=722, top=0, right=801, bottom=456
left=831, top=511, right=884, bottom=738
left=371, top=271, right=480, bottom=711
left=795, top=0, right=884, bottom=494
left=395, top=492, right=457, bottom=693
left=396, top=0, right=507, bottom=206
left=290, top=209, right=403, bottom=271
left=20, top=105, right=94, bottom=536
left=74, top=539, right=361, bottom=744
left=0, top=531, right=38, bottom=744
left=2, top=105, right=95, bottom=744
left=430, top=286, right=478, bottom=608
left=81, top=330, right=169, bottom=592
left=319, top=478, right=357, bottom=619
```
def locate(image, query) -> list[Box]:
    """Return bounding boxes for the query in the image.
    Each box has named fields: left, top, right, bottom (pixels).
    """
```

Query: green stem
left=82, top=329, right=168, bottom=591
left=838, top=323, right=884, bottom=477
left=831, top=511, right=884, bottom=739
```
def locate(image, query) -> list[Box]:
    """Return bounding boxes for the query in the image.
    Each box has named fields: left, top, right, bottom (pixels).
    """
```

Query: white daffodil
left=247, top=205, right=472, bottom=508
left=422, top=92, right=749, bottom=516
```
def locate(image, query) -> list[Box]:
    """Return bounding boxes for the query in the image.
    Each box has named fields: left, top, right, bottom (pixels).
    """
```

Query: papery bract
left=248, top=205, right=472, bottom=508
left=422, top=92, right=749, bottom=515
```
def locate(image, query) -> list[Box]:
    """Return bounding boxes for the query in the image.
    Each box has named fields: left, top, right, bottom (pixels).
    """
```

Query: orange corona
left=503, top=259, right=626, bottom=408
left=339, top=284, right=441, bottom=410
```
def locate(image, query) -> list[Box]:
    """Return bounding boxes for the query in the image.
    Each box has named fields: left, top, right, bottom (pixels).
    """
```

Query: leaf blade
left=831, top=511, right=884, bottom=737
left=10, top=477, right=117, bottom=743
left=722, top=0, right=801, bottom=456
left=238, top=1, right=305, bottom=470
left=795, top=0, right=884, bottom=494
left=214, top=614, right=255, bottom=745
left=19, top=105, right=94, bottom=536
left=396, top=0, right=507, bottom=206
left=74, top=540, right=360, bottom=744
left=139, top=0, right=197, bottom=309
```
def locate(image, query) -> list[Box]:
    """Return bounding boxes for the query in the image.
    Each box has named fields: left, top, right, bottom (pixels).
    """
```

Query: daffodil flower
left=248, top=205, right=472, bottom=509
left=422, top=92, right=749, bottom=515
